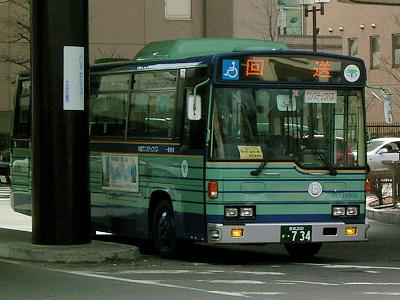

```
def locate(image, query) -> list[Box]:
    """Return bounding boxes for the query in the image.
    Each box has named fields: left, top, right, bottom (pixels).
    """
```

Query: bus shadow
left=94, top=233, right=348, bottom=266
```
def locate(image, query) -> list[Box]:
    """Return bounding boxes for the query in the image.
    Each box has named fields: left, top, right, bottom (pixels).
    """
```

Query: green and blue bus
left=10, top=38, right=369, bottom=257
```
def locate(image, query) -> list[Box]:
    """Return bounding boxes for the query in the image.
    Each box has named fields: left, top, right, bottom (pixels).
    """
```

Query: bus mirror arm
left=193, top=78, right=210, bottom=100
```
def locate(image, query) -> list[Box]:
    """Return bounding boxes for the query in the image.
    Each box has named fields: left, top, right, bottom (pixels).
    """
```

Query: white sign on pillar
left=63, top=46, right=84, bottom=111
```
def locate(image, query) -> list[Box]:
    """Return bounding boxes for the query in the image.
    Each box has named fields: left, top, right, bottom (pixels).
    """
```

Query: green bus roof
left=133, top=38, right=288, bottom=62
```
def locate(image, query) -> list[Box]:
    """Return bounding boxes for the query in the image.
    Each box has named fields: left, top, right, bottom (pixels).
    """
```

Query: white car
left=367, top=138, right=400, bottom=171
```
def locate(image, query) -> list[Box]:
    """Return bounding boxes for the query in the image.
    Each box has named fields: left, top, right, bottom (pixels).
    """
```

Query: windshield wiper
left=311, top=148, right=337, bottom=176
left=251, top=160, right=268, bottom=176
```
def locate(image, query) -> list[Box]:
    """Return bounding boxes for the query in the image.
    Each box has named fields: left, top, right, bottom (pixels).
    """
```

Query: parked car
left=367, top=138, right=400, bottom=171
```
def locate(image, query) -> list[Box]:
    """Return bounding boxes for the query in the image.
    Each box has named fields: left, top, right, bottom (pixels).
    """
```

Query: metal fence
left=366, top=122, right=400, bottom=139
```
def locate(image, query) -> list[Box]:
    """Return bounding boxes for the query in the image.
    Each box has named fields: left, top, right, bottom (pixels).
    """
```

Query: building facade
left=314, top=0, right=400, bottom=122
left=0, top=0, right=399, bottom=134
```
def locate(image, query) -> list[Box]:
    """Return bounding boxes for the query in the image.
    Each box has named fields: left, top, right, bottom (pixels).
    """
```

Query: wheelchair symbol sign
left=222, top=59, right=240, bottom=80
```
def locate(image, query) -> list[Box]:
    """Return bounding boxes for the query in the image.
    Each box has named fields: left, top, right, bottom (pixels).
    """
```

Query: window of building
left=392, top=34, right=400, bottom=67
left=370, top=36, right=381, bottom=69
left=348, top=38, right=358, bottom=57
left=165, top=0, right=191, bottom=20
left=277, top=3, right=303, bottom=35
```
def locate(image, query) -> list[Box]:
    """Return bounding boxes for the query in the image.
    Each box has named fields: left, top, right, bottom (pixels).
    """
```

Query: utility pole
left=203, top=0, right=208, bottom=37
left=304, top=2, right=325, bottom=51
left=31, top=0, right=90, bottom=244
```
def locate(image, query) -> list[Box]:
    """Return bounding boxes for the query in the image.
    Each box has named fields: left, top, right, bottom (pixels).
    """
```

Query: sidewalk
left=0, top=186, right=140, bottom=263
left=366, top=195, right=400, bottom=225
left=0, top=228, right=141, bottom=263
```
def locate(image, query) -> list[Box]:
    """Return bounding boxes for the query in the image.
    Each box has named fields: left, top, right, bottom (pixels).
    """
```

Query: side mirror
left=187, top=95, right=201, bottom=121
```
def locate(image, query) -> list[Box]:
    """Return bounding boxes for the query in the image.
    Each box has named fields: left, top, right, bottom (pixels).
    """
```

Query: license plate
left=281, top=225, right=312, bottom=243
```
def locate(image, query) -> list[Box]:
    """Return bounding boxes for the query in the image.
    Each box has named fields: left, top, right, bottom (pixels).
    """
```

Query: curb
left=366, top=207, right=400, bottom=225
left=0, top=229, right=141, bottom=263
left=366, top=196, right=400, bottom=225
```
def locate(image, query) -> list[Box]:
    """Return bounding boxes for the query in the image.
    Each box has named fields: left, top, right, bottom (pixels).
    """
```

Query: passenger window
left=128, top=71, right=177, bottom=139
left=128, top=91, right=175, bottom=138
left=89, top=74, right=130, bottom=137
left=90, top=94, right=128, bottom=137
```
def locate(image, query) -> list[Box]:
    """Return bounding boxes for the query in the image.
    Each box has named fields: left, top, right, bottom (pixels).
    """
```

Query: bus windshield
left=210, top=87, right=365, bottom=169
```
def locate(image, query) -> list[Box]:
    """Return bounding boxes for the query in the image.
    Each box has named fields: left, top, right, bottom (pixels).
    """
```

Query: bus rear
left=204, top=52, right=368, bottom=256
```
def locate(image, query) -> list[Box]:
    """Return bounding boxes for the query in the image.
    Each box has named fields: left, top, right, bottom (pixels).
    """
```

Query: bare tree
left=366, top=14, right=400, bottom=113
left=236, top=0, right=281, bottom=41
left=0, top=0, right=128, bottom=70
left=93, top=46, right=128, bottom=62
left=0, top=0, right=31, bottom=69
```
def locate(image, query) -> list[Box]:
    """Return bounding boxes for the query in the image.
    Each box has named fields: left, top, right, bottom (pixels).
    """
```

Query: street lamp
left=300, top=0, right=330, bottom=51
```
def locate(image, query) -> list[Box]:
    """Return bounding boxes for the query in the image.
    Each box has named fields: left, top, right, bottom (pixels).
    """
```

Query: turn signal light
left=345, top=227, right=357, bottom=236
left=208, top=181, right=218, bottom=198
left=231, top=229, right=244, bottom=238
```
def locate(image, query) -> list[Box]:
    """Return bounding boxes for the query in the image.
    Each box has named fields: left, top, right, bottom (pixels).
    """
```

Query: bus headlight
left=225, top=207, right=238, bottom=217
left=240, top=207, right=254, bottom=217
left=346, top=206, right=358, bottom=216
left=332, top=205, right=359, bottom=217
left=224, top=206, right=255, bottom=219
left=332, top=206, right=346, bottom=216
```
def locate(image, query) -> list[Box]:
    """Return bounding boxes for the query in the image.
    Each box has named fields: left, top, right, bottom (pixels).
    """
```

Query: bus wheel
left=151, top=201, right=177, bottom=258
left=284, top=243, right=322, bottom=259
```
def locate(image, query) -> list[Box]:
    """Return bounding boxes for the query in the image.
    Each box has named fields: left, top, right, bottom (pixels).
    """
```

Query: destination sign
left=216, top=54, right=365, bottom=85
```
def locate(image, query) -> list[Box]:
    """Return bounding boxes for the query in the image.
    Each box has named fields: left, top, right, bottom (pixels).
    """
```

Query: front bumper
left=207, top=222, right=368, bottom=243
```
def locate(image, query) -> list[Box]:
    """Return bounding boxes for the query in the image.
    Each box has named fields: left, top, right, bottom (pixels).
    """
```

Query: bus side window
left=128, top=71, right=178, bottom=139
left=128, top=91, right=176, bottom=138
left=89, top=73, right=130, bottom=138
left=89, top=94, right=127, bottom=137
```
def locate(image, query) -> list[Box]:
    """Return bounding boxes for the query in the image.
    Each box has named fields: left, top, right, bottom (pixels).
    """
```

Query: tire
left=151, top=200, right=177, bottom=258
left=284, top=243, right=322, bottom=259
